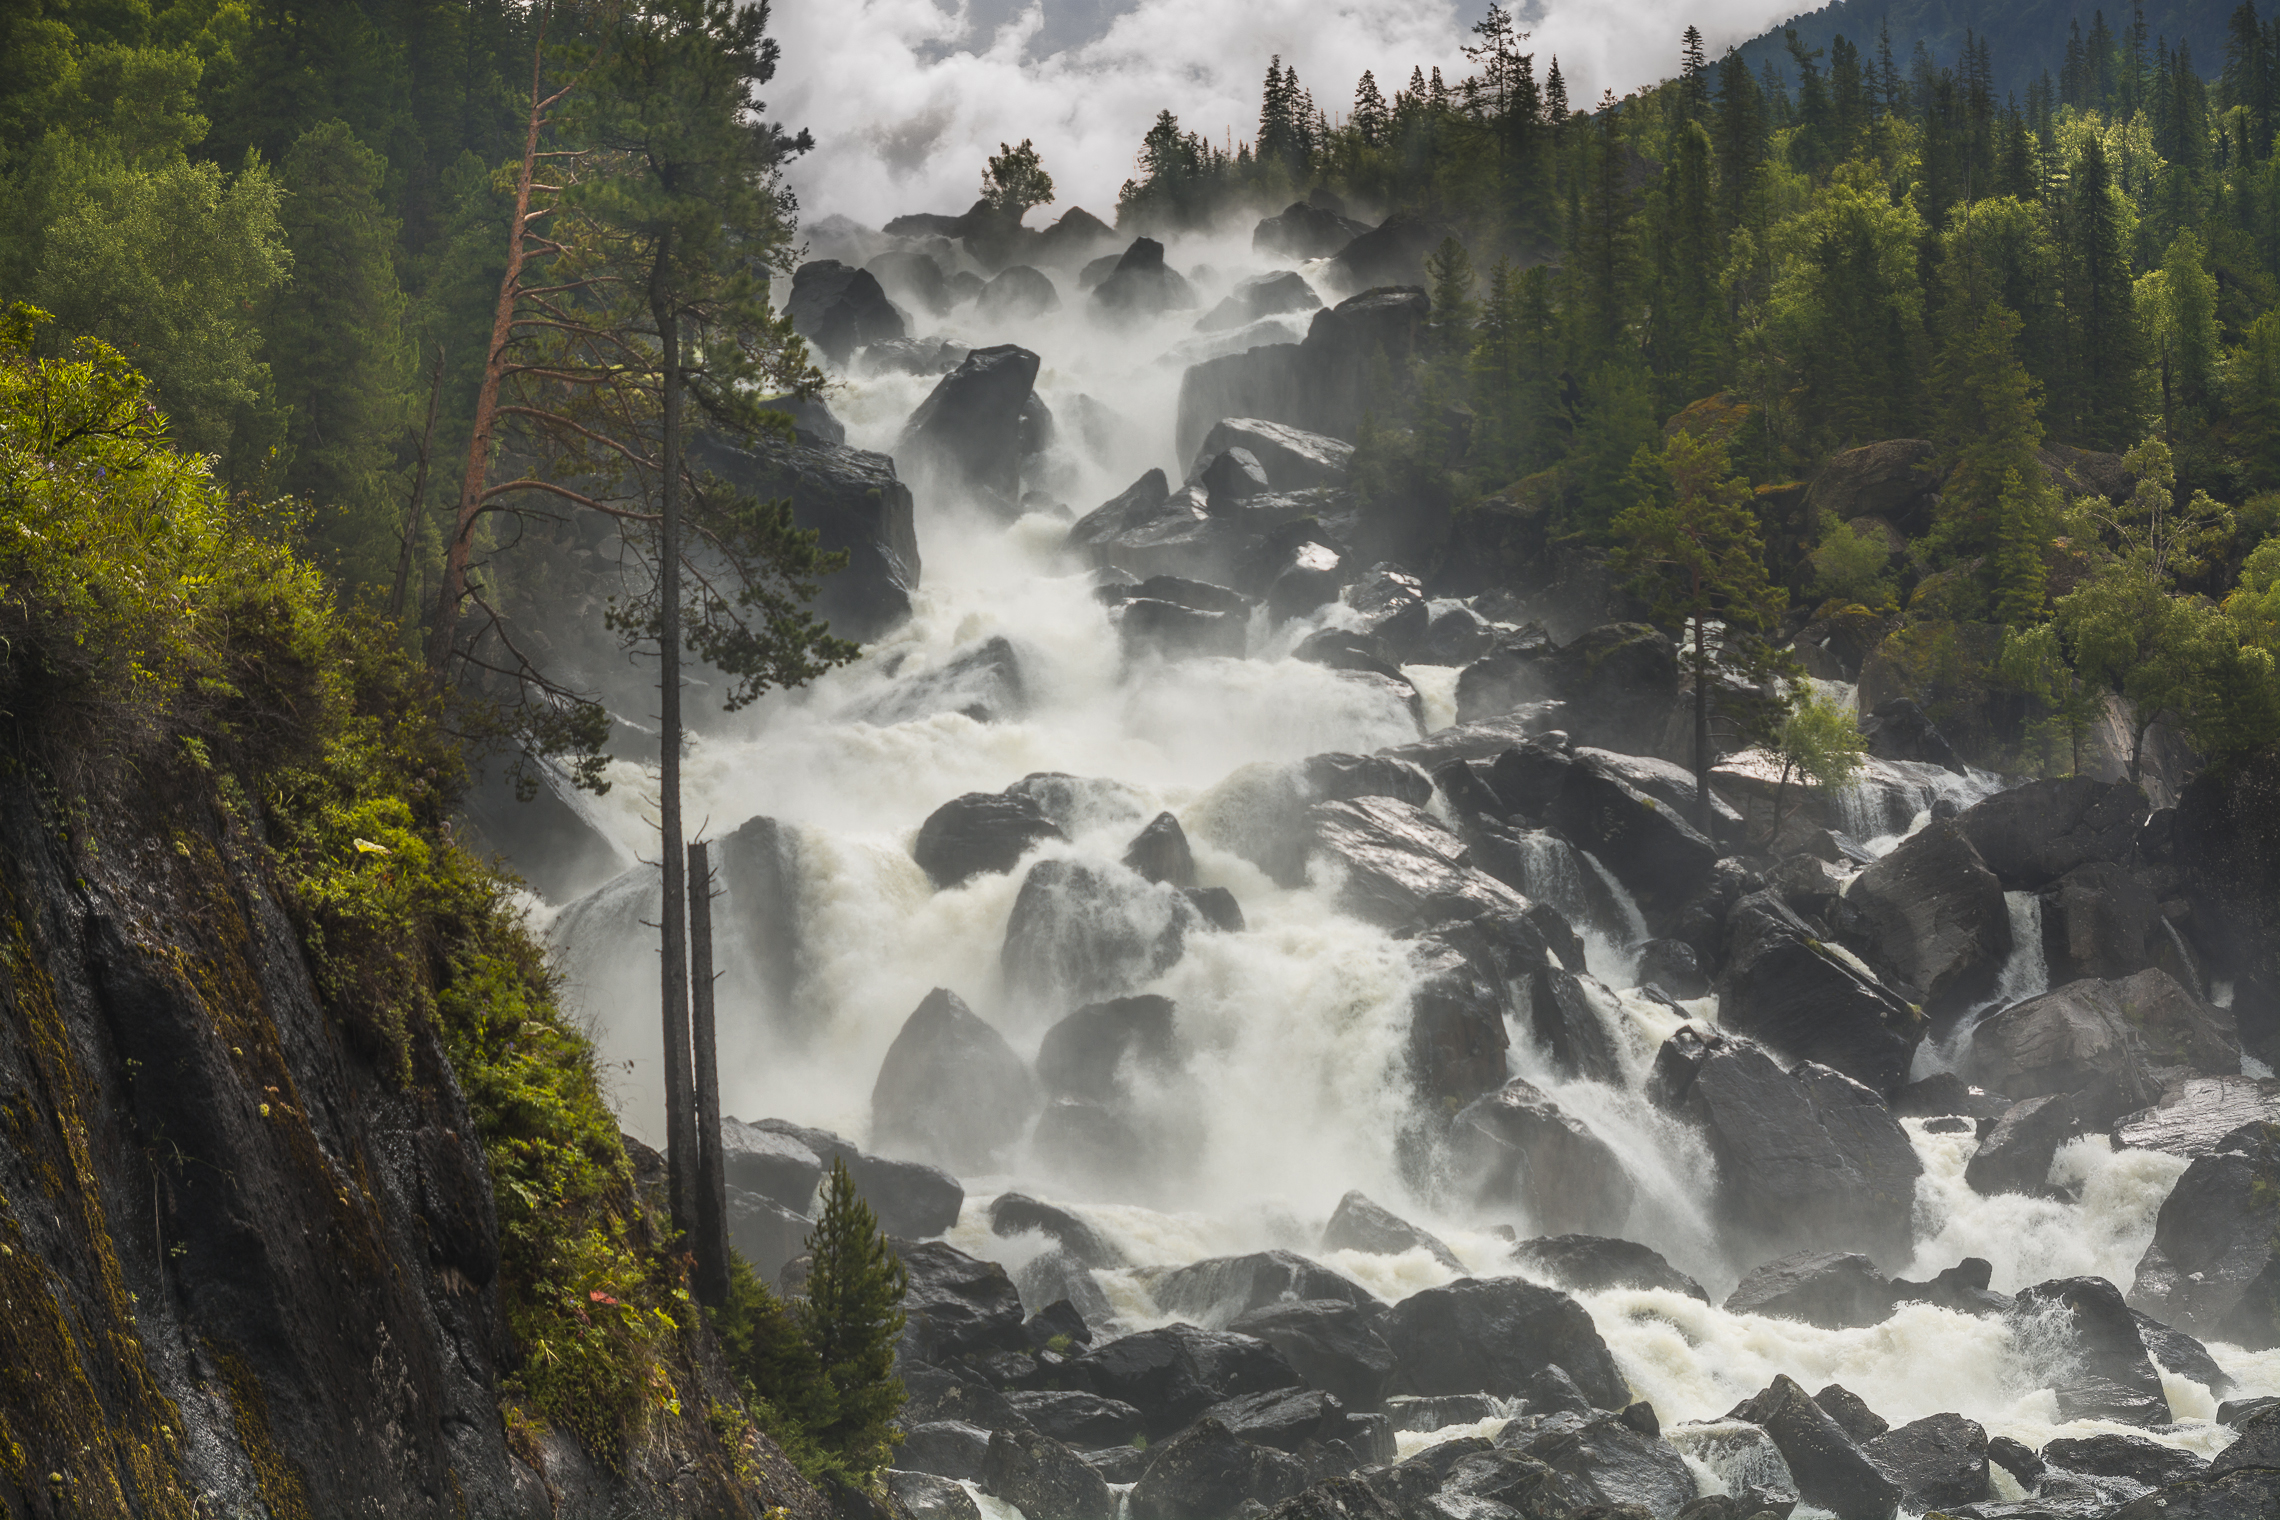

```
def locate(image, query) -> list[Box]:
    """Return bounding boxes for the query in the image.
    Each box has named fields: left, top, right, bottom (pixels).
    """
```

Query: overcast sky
left=769, top=0, right=1816, bottom=229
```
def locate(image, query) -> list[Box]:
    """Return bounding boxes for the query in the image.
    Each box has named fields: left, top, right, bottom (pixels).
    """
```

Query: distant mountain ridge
left=1732, top=0, right=2244, bottom=99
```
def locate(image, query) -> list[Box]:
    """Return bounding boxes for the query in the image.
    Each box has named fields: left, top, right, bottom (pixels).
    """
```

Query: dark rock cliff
left=0, top=774, right=831, bottom=1519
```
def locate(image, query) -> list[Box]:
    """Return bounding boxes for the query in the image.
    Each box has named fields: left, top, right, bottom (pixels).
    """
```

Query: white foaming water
left=540, top=219, right=2277, bottom=1490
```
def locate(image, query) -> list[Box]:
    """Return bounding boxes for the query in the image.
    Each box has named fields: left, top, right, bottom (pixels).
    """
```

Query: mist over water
left=538, top=211, right=2280, bottom=1507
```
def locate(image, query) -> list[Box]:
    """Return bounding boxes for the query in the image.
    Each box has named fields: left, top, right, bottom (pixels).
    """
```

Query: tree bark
left=653, top=248, right=698, bottom=1244
left=431, top=15, right=553, bottom=672
left=687, top=838, right=728, bottom=1307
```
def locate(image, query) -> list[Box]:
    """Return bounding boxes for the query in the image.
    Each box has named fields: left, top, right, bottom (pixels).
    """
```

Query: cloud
left=769, top=0, right=1814, bottom=229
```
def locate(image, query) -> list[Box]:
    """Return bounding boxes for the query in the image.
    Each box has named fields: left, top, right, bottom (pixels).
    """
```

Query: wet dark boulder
left=2173, top=746, right=2280, bottom=1067
left=1422, top=606, right=1499, bottom=667
left=1889, top=1256, right=2012, bottom=1318
left=903, top=1420, right=996, bottom=1480
left=1728, top=1375, right=1901, bottom=1520
left=2104, top=1468, right=2280, bottom=1520
left=720, top=1118, right=826, bottom=1210
left=2134, top=1309, right=2232, bottom=1393
left=1539, top=623, right=1682, bottom=757
left=1650, top=1029, right=1921, bottom=1264
left=849, top=1151, right=966, bottom=1240
left=1895, top=1073, right=2014, bottom=1121
left=1266, top=544, right=1346, bottom=623
left=1152, top=1251, right=1377, bottom=1328
left=1723, top=1252, right=1896, bottom=1328
left=726, top=1187, right=811, bottom=1280
left=685, top=428, right=921, bottom=642
left=2129, top=1120, right=2280, bottom=1346
left=899, top=344, right=1046, bottom=511
left=1453, top=637, right=1560, bottom=725
left=1965, top=1093, right=2081, bottom=1197
left=1964, top=969, right=2239, bottom=1127
left=982, top=1426, right=1118, bottom=1520
left=2041, top=861, right=2175, bottom=986
left=1198, top=271, right=1322, bottom=332
left=1544, top=757, right=1719, bottom=936
left=1494, top=1409, right=1699, bottom=1516
left=787, top=259, right=906, bottom=363
left=892, top=1469, right=986, bottom=1520
left=1069, top=1324, right=1302, bottom=1439
left=1845, top=818, right=2012, bottom=1016
left=1004, top=1390, right=1146, bottom=1448
left=1812, top=1384, right=1888, bottom=1445
left=1635, top=939, right=1711, bottom=999
left=977, top=264, right=1061, bottom=321
left=1200, top=1386, right=1358, bottom=1453
left=1037, top=994, right=1179, bottom=1102
left=1345, top=566, right=1432, bottom=660
left=1955, top=776, right=2150, bottom=889
left=868, top=248, right=951, bottom=314
left=1173, top=288, right=1427, bottom=468
left=1121, top=597, right=1248, bottom=660
left=1717, top=891, right=1921, bottom=1097
left=1131, top=1417, right=1310, bottom=1520
left=1307, top=796, right=1526, bottom=928
left=1525, top=964, right=1628, bottom=1086
left=1451, top=1078, right=1636, bottom=1237
left=1002, top=859, right=1201, bottom=1007
left=1254, top=201, right=1372, bottom=260
left=1857, top=697, right=1963, bottom=772
left=2010, top=1276, right=2172, bottom=1426
left=1329, top=214, right=1447, bottom=289
left=1091, top=237, right=1198, bottom=323
left=853, top=635, right=1029, bottom=727
left=1860, top=1413, right=1988, bottom=1511
left=900, top=1240, right=1033, bottom=1365
left=1510, top=1235, right=1709, bottom=1302
left=990, top=1193, right=1122, bottom=1269
left=1380, top=1276, right=1626, bottom=1407
left=903, top=1364, right=1036, bottom=1432
left=871, top=988, right=1038, bottom=1172
left=1403, top=930, right=1512, bottom=1109
left=1116, top=812, right=1198, bottom=890
left=1229, top=1299, right=1400, bottom=1412
left=2044, top=1432, right=2207, bottom=1488
left=1321, top=1191, right=1464, bottom=1273
left=913, top=791, right=1066, bottom=889
left=1035, top=206, right=1120, bottom=268
left=1804, top=439, right=1942, bottom=537
left=1199, top=446, right=1272, bottom=505
left=1187, top=418, right=1356, bottom=491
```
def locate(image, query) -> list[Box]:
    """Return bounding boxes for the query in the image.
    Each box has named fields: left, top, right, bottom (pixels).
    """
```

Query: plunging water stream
left=538, top=222, right=2279, bottom=1514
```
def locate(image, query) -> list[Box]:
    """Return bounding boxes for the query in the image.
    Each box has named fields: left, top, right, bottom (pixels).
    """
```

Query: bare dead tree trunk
left=688, top=838, right=728, bottom=1307
left=391, top=341, right=446, bottom=620
left=431, top=9, right=562, bottom=672
left=652, top=246, right=699, bottom=1249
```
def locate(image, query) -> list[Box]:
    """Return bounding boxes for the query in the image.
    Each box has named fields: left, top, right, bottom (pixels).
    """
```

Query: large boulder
left=1173, top=288, right=1427, bottom=467
left=1069, top=1323, right=1301, bottom=1439
left=1650, top=1029, right=1922, bottom=1264
left=685, top=429, right=921, bottom=642
left=2129, top=1120, right=2280, bottom=1346
left=1510, top=1235, right=1709, bottom=1302
left=2010, top=1276, right=2172, bottom=1426
left=1328, top=214, right=1445, bottom=289
left=1963, top=969, right=2240, bottom=1127
left=725, top=1187, right=810, bottom=1280
left=1955, top=776, right=2149, bottom=889
left=1150, top=1251, right=1377, bottom=1328
left=1187, top=418, right=1355, bottom=490
left=1321, top=1191, right=1464, bottom=1273
left=2173, top=746, right=2280, bottom=1063
left=1036, top=994, right=1180, bottom=1102
left=982, top=1426, right=1118, bottom=1520
left=1091, top=237, right=1197, bottom=324
left=1859, top=1413, right=1988, bottom=1512
left=1492, top=1410, right=1698, bottom=1516
left=902, top=1421, right=995, bottom=1480
left=1199, top=1387, right=1365, bottom=1454
left=1449, top=1078, right=1636, bottom=1236
left=719, top=1117, right=825, bottom=1210
left=1036, top=206, right=1121, bottom=268
left=853, top=635, right=1029, bottom=726
left=1228, top=1299, right=1399, bottom=1412
left=1402, top=929, right=1514, bottom=1109
left=1717, top=891, right=1923, bottom=1097
left=1722, top=1251, right=1896, bottom=1328
left=1254, top=201, right=1372, bottom=260
left=912, top=790, right=1066, bottom=888
left=1001, top=859, right=1201, bottom=1007
left=1538, top=623, right=1685, bottom=758
left=1378, top=1276, right=1626, bottom=1408
left=848, top=1151, right=966, bottom=1240
left=900, top=1240, right=1033, bottom=1364
left=977, top=264, right=1061, bottom=321
left=1129, top=1418, right=1308, bottom=1520
left=1306, top=796, right=1527, bottom=928
left=899, top=344, right=1047, bottom=511
left=990, top=1193, right=1123, bottom=1269
left=1543, top=756, right=1719, bottom=934
left=1727, top=1375, right=1901, bottom=1520
left=2042, top=860, right=2179, bottom=986
left=870, top=988, right=1039, bottom=1171
left=786, top=259, right=905, bottom=363
left=1196, top=271, right=1321, bottom=332
left=1003, top=1390, right=1146, bottom=1448
left=1965, top=1092, right=2080, bottom=1196
left=1845, top=818, right=2012, bottom=1016
left=2045, top=1431, right=2208, bottom=1488
left=1805, top=440, right=1941, bottom=538
left=1662, top=1420, right=1802, bottom=1517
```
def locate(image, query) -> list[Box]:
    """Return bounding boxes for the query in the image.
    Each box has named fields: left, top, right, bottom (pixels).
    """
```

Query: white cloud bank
left=769, top=0, right=1814, bottom=228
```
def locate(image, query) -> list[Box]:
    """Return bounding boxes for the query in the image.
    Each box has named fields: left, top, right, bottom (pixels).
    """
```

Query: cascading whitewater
left=541, top=219, right=2278, bottom=1504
